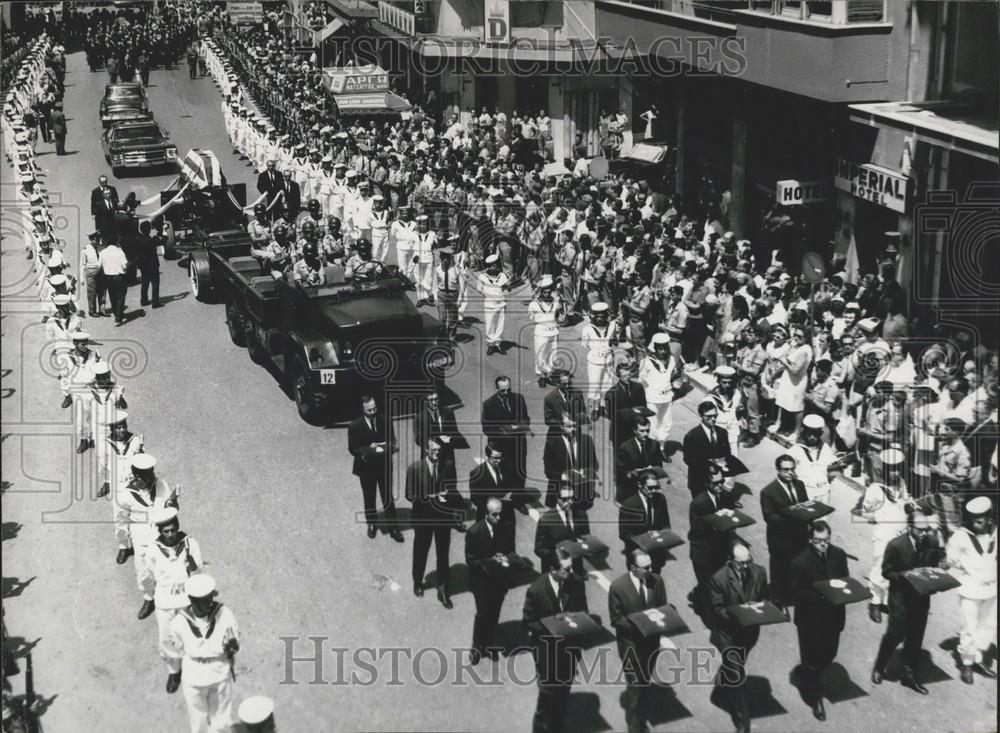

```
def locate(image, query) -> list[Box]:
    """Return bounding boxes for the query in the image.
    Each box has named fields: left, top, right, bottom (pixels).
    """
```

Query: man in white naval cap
left=478, top=253, right=509, bottom=355
left=788, top=414, right=840, bottom=504
left=140, top=507, right=205, bottom=694
left=369, top=193, right=391, bottom=263
left=97, top=411, right=143, bottom=499
left=115, top=454, right=177, bottom=618
left=706, top=365, right=743, bottom=457
left=580, top=302, right=619, bottom=421
left=58, top=331, right=101, bottom=409
left=84, top=360, right=127, bottom=457
left=527, top=275, right=562, bottom=387
left=166, top=575, right=240, bottom=733
left=945, top=496, right=997, bottom=684
left=639, top=332, right=681, bottom=455
left=412, top=214, right=437, bottom=307
left=45, top=293, right=83, bottom=341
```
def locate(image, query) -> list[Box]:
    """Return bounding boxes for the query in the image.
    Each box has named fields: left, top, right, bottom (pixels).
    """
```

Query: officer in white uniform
left=580, top=302, right=619, bottom=418
left=369, top=194, right=391, bottom=263
left=946, top=496, right=998, bottom=684
left=140, top=507, right=204, bottom=694
left=860, top=455, right=909, bottom=623
left=85, top=361, right=127, bottom=458
left=412, top=215, right=437, bottom=306
left=166, top=575, right=240, bottom=733
left=115, top=454, right=177, bottom=618
left=97, top=411, right=143, bottom=499
left=639, top=333, right=679, bottom=448
left=45, top=293, right=83, bottom=340
left=59, top=331, right=101, bottom=410
left=527, top=276, right=562, bottom=387
left=391, top=205, right=417, bottom=271
left=478, top=254, right=509, bottom=354
left=707, top=365, right=743, bottom=457
left=788, top=414, right=839, bottom=503
left=328, top=163, right=348, bottom=221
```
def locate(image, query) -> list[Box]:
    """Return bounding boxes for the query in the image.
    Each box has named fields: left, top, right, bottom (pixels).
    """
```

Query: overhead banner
left=776, top=179, right=829, bottom=206
left=484, top=0, right=510, bottom=45
left=323, top=66, right=391, bottom=94
left=834, top=158, right=909, bottom=213
left=227, top=1, right=263, bottom=25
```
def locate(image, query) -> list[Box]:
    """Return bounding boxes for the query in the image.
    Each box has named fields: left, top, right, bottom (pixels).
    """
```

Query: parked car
left=99, top=82, right=150, bottom=127
left=102, top=119, right=177, bottom=176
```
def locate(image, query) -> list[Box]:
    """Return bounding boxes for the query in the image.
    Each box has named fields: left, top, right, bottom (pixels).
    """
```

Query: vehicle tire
left=245, top=322, right=267, bottom=365
left=111, top=166, right=123, bottom=178
left=290, top=356, right=327, bottom=426
left=226, top=301, right=247, bottom=347
left=188, top=252, right=213, bottom=302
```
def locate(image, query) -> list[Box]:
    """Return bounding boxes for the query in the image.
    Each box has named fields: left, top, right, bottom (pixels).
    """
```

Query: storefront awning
left=850, top=101, right=999, bottom=164
left=314, top=17, right=345, bottom=44
left=334, top=91, right=412, bottom=116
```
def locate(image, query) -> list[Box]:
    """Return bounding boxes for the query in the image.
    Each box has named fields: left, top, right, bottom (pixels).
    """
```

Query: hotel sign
left=834, top=158, right=909, bottom=213
left=776, top=179, right=829, bottom=206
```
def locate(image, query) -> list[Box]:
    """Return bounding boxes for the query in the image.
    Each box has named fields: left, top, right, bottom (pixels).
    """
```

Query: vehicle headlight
left=112, top=154, right=124, bottom=165
left=338, top=340, right=354, bottom=361
left=165, top=148, right=177, bottom=160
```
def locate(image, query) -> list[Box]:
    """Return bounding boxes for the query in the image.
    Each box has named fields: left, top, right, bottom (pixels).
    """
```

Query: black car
left=100, top=82, right=150, bottom=127
left=102, top=120, right=178, bottom=175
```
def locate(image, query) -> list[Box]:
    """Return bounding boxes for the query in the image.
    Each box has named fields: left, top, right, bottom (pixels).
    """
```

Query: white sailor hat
left=14, top=131, right=27, bottom=143
left=591, top=302, right=609, bottom=313
left=71, top=331, right=91, bottom=341
left=484, top=253, right=499, bottom=265
left=152, top=507, right=179, bottom=526
left=880, top=448, right=904, bottom=466
left=46, top=249, right=65, bottom=267
left=334, top=162, right=347, bottom=169
left=239, top=696, right=275, bottom=725
left=831, top=295, right=845, bottom=304
left=346, top=170, right=358, bottom=178
left=320, top=125, right=333, bottom=134
left=714, top=365, right=736, bottom=378
left=321, top=154, right=333, bottom=163
left=29, top=191, right=44, bottom=202
left=372, top=194, right=384, bottom=201
left=92, top=362, right=110, bottom=376
left=110, top=411, right=128, bottom=424
left=48, top=273, right=67, bottom=286
left=131, top=454, right=156, bottom=472
left=803, top=414, right=826, bottom=431
left=185, top=574, right=216, bottom=598
left=649, top=332, right=670, bottom=348
left=858, top=317, right=880, bottom=333
left=537, top=275, right=554, bottom=289
left=52, top=293, right=71, bottom=306
left=965, top=496, right=992, bottom=516
left=415, top=214, right=429, bottom=222
left=845, top=301, right=860, bottom=311
left=293, top=142, right=306, bottom=150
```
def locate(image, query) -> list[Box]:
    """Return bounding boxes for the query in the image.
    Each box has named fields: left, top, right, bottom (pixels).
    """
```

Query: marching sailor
left=58, top=331, right=101, bottom=409
left=391, top=205, right=417, bottom=271
left=370, top=194, right=391, bottom=263
left=412, top=215, right=437, bottom=307
left=581, top=302, right=619, bottom=420
left=97, top=411, right=144, bottom=499
left=86, top=361, right=128, bottom=457
left=706, top=365, right=744, bottom=457
left=527, top=276, right=562, bottom=387
left=45, top=293, right=84, bottom=341
left=478, top=254, right=509, bottom=355
left=639, top=333, right=680, bottom=453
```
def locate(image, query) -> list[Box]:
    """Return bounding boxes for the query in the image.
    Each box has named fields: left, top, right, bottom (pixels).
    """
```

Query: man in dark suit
left=789, top=520, right=849, bottom=721
left=615, top=417, right=664, bottom=503
left=608, top=550, right=669, bottom=733
left=688, top=465, right=738, bottom=613
left=604, top=362, right=648, bottom=449
left=760, top=454, right=810, bottom=610
left=543, top=412, right=599, bottom=509
left=407, top=438, right=465, bottom=608
left=256, top=160, right=283, bottom=218
left=682, top=400, right=731, bottom=496
left=468, top=443, right=516, bottom=544
left=134, top=220, right=160, bottom=308
left=90, top=175, right=119, bottom=236
left=481, top=375, right=530, bottom=510
left=543, top=370, right=588, bottom=437
left=618, top=471, right=671, bottom=574
left=871, top=507, right=947, bottom=695
left=535, top=483, right=591, bottom=575
left=280, top=169, right=301, bottom=222
left=522, top=547, right=590, bottom=733
left=465, top=497, right=516, bottom=664
left=348, top=395, right=403, bottom=542
left=50, top=101, right=67, bottom=155
left=414, top=390, right=460, bottom=482
left=708, top=542, right=770, bottom=733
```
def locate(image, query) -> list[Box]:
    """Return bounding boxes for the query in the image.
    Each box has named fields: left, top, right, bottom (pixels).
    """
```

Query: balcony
left=596, top=0, right=897, bottom=102
left=378, top=1, right=416, bottom=35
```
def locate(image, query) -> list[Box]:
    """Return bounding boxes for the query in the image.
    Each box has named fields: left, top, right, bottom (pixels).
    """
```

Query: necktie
left=708, top=428, right=715, bottom=445
left=501, top=396, right=510, bottom=413
left=568, top=437, right=576, bottom=467
left=641, top=582, right=649, bottom=608
left=740, top=568, right=750, bottom=592
left=564, top=510, right=574, bottom=533
left=557, top=583, right=565, bottom=612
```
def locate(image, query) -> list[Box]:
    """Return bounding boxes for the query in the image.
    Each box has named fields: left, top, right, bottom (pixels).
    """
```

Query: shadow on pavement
left=645, top=682, right=694, bottom=726
left=564, top=691, right=612, bottom=732
left=2, top=576, right=36, bottom=599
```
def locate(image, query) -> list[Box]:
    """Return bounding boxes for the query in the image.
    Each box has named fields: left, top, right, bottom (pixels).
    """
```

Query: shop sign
left=834, top=158, right=909, bottom=213
left=324, top=67, right=391, bottom=94
left=776, top=179, right=829, bottom=206
left=227, top=1, right=263, bottom=25
left=484, top=0, right=510, bottom=45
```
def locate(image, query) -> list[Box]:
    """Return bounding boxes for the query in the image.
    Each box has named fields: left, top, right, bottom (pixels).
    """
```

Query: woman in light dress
left=861, top=479, right=913, bottom=622
left=775, top=324, right=813, bottom=440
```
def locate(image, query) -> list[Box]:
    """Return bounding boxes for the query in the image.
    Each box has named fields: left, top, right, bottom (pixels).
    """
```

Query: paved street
left=2, top=52, right=996, bottom=733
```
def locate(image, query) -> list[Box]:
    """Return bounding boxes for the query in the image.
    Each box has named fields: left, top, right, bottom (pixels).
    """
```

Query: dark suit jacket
left=281, top=177, right=301, bottom=214
left=688, top=489, right=738, bottom=568
left=707, top=562, right=770, bottom=651
left=90, top=185, right=119, bottom=219
left=542, top=431, right=598, bottom=482
left=604, top=380, right=647, bottom=445
left=468, top=462, right=509, bottom=513
left=50, top=108, right=67, bottom=135
left=522, top=572, right=589, bottom=642
left=481, top=391, right=530, bottom=440
left=543, top=387, right=588, bottom=434
left=789, top=544, right=849, bottom=633
left=608, top=572, right=668, bottom=657
left=256, top=169, right=283, bottom=197
left=882, top=532, right=945, bottom=621
left=134, top=233, right=159, bottom=271
left=414, top=405, right=459, bottom=452
left=465, top=519, right=515, bottom=593
left=534, top=506, right=591, bottom=571
left=618, top=491, right=671, bottom=543
left=347, top=414, right=396, bottom=478
left=682, top=424, right=731, bottom=494
left=405, top=459, right=462, bottom=524
left=615, top=437, right=664, bottom=502
left=759, top=478, right=809, bottom=554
